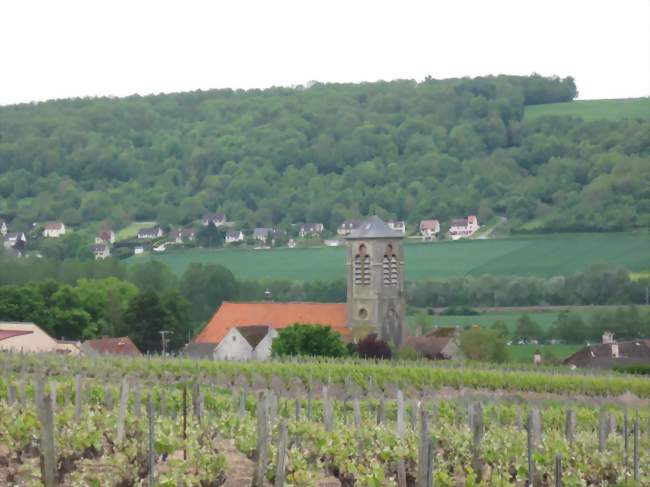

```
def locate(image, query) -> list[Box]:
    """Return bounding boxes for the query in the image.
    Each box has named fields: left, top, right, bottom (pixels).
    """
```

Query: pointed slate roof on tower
left=346, top=216, right=403, bottom=239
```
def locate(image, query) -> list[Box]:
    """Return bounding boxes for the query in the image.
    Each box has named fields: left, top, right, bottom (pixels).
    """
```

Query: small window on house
left=359, top=308, right=368, bottom=319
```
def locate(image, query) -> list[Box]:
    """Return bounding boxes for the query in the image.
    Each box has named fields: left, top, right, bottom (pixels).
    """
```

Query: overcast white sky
left=1, top=0, right=648, bottom=105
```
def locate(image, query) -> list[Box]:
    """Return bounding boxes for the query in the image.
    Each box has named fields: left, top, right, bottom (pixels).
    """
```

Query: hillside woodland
left=1, top=75, right=649, bottom=233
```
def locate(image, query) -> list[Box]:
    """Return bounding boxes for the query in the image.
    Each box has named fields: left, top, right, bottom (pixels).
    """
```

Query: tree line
left=1, top=75, right=648, bottom=235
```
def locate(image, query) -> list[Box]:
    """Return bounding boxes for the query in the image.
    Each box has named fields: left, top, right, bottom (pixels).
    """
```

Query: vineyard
left=1, top=353, right=649, bottom=486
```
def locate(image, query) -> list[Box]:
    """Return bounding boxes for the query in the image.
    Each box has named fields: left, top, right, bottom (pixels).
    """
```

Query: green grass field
left=407, top=311, right=563, bottom=334
left=508, top=344, right=581, bottom=363
left=524, top=98, right=650, bottom=121
left=130, top=232, right=650, bottom=282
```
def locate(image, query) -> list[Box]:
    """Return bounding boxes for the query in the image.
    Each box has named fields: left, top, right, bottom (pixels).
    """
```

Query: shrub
left=271, top=323, right=347, bottom=358
left=357, top=333, right=392, bottom=360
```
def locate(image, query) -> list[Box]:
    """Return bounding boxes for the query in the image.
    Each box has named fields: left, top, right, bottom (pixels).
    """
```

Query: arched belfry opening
left=345, top=216, right=405, bottom=347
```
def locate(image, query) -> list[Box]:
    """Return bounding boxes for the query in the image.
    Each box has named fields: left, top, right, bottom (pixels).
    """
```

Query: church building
left=191, top=216, right=406, bottom=359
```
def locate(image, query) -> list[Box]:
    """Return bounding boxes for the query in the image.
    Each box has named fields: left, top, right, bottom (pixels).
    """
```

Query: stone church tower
left=345, top=216, right=405, bottom=347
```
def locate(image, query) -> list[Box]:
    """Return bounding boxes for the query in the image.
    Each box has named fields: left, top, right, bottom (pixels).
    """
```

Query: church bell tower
left=345, top=216, right=405, bottom=347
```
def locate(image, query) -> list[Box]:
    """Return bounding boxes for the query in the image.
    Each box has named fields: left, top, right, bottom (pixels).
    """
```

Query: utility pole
left=160, top=330, right=173, bottom=357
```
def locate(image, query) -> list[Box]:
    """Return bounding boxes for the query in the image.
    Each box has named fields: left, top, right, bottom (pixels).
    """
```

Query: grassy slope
left=131, top=232, right=650, bottom=281
left=524, top=97, right=650, bottom=121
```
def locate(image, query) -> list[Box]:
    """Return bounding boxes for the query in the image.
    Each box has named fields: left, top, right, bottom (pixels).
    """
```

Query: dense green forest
left=1, top=74, right=648, bottom=233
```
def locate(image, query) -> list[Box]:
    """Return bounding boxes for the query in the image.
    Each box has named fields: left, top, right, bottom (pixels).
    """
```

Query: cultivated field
left=1, top=353, right=649, bottom=485
left=524, top=97, right=650, bottom=121
left=131, top=232, right=650, bottom=282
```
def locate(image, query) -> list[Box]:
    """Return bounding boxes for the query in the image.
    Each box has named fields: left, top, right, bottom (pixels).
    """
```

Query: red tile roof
left=82, top=336, right=142, bottom=356
left=0, top=330, right=33, bottom=341
left=195, top=301, right=350, bottom=344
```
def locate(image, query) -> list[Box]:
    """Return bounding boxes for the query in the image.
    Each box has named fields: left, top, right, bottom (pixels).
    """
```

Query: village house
left=387, top=220, right=406, bottom=235
left=43, top=221, right=66, bottom=238
left=0, top=322, right=71, bottom=354
left=189, top=301, right=350, bottom=361
left=337, top=219, right=362, bottom=236
left=287, top=238, right=296, bottom=248
left=419, top=219, right=440, bottom=239
left=171, top=227, right=197, bottom=244
left=253, top=227, right=271, bottom=243
left=81, top=337, right=142, bottom=357
left=91, top=243, right=111, bottom=260
left=202, top=213, right=226, bottom=227
left=95, top=229, right=115, bottom=245
left=137, top=226, right=163, bottom=239
left=134, top=245, right=145, bottom=256
left=3, top=232, right=26, bottom=250
left=0, top=219, right=7, bottom=236
left=402, top=327, right=461, bottom=360
left=448, top=215, right=480, bottom=240
left=563, top=331, right=650, bottom=369
left=299, top=223, right=324, bottom=238
left=225, top=230, right=245, bottom=244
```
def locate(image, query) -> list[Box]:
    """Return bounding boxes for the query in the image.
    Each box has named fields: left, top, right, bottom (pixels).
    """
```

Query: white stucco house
left=419, top=219, right=440, bottom=239
left=0, top=219, right=7, bottom=236
left=214, top=325, right=278, bottom=361
left=448, top=215, right=480, bottom=240
left=43, top=221, right=66, bottom=238
left=225, top=230, right=244, bottom=244
left=387, top=220, right=406, bottom=235
left=92, top=243, right=111, bottom=260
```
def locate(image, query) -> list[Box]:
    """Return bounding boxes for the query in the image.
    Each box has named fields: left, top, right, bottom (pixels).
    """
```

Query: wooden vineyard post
left=307, top=387, right=312, bottom=420
left=471, top=403, right=484, bottom=480
left=161, top=387, right=167, bottom=417
left=253, top=392, right=270, bottom=487
left=294, top=398, right=301, bottom=421
left=105, top=385, right=114, bottom=410
left=239, top=391, right=247, bottom=420
left=147, top=397, right=155, bottom=487
left=134, top=382, right=142, bottom=418
left=608, top=412, right=616, bottom=437
left=565, top=409, right=576, bottom=444
left=377, top=396, right=386, bottom=424
left=74, top=375, right=82, bottom=421
left=117, top=378, right=129, bottom=443
left=417, top=408, right=431, bottom=487
left=598, top=407, right=607, bottom=453
left=64, top=382, right=71, bottom=408
left=353, top=398, right=362, bottom=429
left=531, top=408, right=542, bottom=448
left=49, top=381, right=57, bottom=416
left=183, top=385, right=188, bottom=461
left=85, top=383, right=92, bottom=405
left=39, top=393, right=57, bottom=487
left=35, top=376, right=45, bottom=421
left=274, top=419, right=288, bottom=487
left=623, top=408, right=630, bottom=473
left=633, top=417, right=639, bottom=481
left=555, top=453, right=562, bottom=487
left=527, top=412, right=535, bottom=487
left=396, top=390, right=407, bottom=487
left=323, top=386, right=333, bottom=432
left=8, top=383, right=16, bottom=406
left=410, top=399, right=419, bottom=430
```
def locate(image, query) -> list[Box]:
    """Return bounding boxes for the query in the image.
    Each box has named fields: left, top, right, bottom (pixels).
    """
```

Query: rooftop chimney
left=602, top=331, right=615, bottom=344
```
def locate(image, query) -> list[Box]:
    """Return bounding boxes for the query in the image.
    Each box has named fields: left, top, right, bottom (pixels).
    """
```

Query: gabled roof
left=563, top=340, right=650, bottom=368
left=0, top=330, right=33, bottom=341
left=402, top=335, right=453, bottom=359
left=226, top=229, right=243, bottom=238
left=182, top=341, right=218, bottom=358
left=203, top=212, right=226, bottom=221
left=420, top=219, right=440, bottom=229
left=91, top=244, right=108, bottom=252
left=44, top=221, right=64, bottom=230
left=346, top=216, right=403, bottom=239
left=82, top=336, right=141, bottom=356
left=195, top=301, right=350, bottom=344
left=236, top=325, right=271, bottom=348
left=254, top=228, right=270, bottom=238
left=451, top=218, right=469, bottom=227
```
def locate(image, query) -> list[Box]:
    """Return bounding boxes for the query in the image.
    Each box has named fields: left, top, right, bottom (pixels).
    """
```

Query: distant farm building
left=3, top=232, right=26, bottom=250
left=202, top=213, right=226, bottom=227
left=225, top=230, right=245, bottom=244
left=81, top=337, right=142, bottom=357
left=95, top=229, right=115, bottom=245
left=0, top=322, right=71, bottom=354
left=137, top=226, right=163, bottom=239
left=448, top=215, right=479, bottom=240
left=191, top=301, right=350, bottom=361
left=299, top=223, right=324, bottom=238
left=419, top=219, right=440, bottom=239
left=387, top=220, right=406, bottom=235
left=402, top=327, right=461, bottom=360
left=43, top=221, right=66, bottom=238
left=563, top=332, right=650, bottom=369
left=92, top=243, right=111, bottom=260
left=337, top=220, right=362, bottom=236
